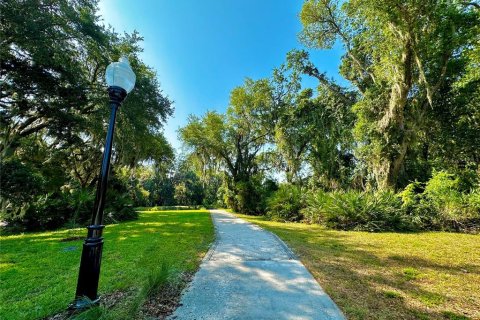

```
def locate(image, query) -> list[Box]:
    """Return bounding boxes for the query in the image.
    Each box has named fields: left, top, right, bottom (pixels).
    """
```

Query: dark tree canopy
left=0, top=0, right=174, bottom=229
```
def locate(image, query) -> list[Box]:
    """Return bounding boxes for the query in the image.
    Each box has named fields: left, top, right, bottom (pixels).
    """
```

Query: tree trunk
left=376, top=36, right=413, bottom=190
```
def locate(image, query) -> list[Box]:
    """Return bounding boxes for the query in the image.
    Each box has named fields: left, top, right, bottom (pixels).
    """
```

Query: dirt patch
left=139, top=271, right=194, bottom=319
left=44, top=290, right=133, bottom=320
left=44, top=272, right=193, bottom=320
left=100, top=289, right=135, bottom=309
left=44, top=311, right=70, bottom=320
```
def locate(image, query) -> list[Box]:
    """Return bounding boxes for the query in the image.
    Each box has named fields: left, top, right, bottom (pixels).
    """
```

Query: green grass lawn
left=0, top=210, right=214, bottom=320
left=237, top=214, right=480, bottom=320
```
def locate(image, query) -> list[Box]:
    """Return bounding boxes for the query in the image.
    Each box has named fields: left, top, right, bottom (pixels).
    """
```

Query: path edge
left=204, top=209, right=220, bottom=261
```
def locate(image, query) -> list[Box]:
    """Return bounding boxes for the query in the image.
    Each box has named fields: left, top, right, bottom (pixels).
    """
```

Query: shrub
left=321, top=191, right=365, bottom=230
left=399, top=171, right=480, bottom=231
left=104, top=192, right=138, bottom=224
left=94, top=175, right=138, bottom=224
left=0, top=159, right=45, bottom=204
left=425, top=172, right=480, bottom=231
left=363, top=191, right=410, bottom=231
left=272, top=171, right=479, bottom=233
left=234, top=180, right=261, bottom=214
left=0, top=158, right=45, bottom=223
left=8, top=193, right=72, bottom=231
left=224, top=177, right=266, bottom=215
left=266, top=184, right=304, bottom=222
left=66, top=187, right=95, bottom=227
left=1, top=166, right=139, bottom=232
left=467, top=190, right=480, bottom=212
left=302, top=190, right=331, bottom=224
left=302, top=190, right=408, bottom=231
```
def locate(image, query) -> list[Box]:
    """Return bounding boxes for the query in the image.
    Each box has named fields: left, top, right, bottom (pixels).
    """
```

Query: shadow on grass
left=386, top=255, right=480, bottom=275
left=0, top=210, right=214, bottom=320
left=244, top=216, right=477, bottom=320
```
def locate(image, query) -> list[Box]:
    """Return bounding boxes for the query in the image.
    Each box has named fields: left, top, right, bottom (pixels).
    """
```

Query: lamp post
left=72, top=57, right=136, bottom=309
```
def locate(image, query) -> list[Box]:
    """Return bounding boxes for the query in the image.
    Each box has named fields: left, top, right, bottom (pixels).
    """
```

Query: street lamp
left=71, top=56, right=136, bottom=309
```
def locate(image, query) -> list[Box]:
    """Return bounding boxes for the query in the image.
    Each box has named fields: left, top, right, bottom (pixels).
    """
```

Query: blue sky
left=98, top=0, right=346, bottom=150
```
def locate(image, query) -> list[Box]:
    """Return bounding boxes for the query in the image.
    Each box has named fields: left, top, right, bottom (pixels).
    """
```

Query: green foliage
left=115, top=166, right=150, bottom=207
left=180, top=78, right=277, bottom=214
left=467, top=190, right=480, bottom=213
left=5, top=0, right=477, bottom=232
left=173, top=171, right=204, bottom=206
left=103, top=176, right=138, bottom=223
left=1, top=0, right=108, bottom=157
left=180, top=3, right=476, bottom=213
left=301, top=190, right=332, bottom=225
left=0, top=0, right=174, bottom=231
left=202, top=174, right=223, bottom=207
left=299, top=0, right=480, bottom=189
left=0, top=158, right=45, bottom=213
left=146, top=169, right=176, bottom=206
left=1, top=163, right=95, bottom=231
left=67, top=187, right=95, bottom=225
left=297, top=171, right=480, bottom=232
left=423, top=171, right=463, bottom=218
left=266, top=185, right=304, bottom=222
left=229, top=179, right=262, bottom=214
left=12, top=193, right=72, bottom=231
left=299, top=0, right=342, bottom=49
left=400, top=171, right=480, bottom=231
left=302, top=190, right=409, bottom=231
left=143, top=262, right=173, bottom=298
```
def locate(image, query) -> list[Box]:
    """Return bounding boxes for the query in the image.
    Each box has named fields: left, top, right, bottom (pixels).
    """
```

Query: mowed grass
left=237, top=214, right=480, bottom=320
left=0, top=210, right=214, bottom=320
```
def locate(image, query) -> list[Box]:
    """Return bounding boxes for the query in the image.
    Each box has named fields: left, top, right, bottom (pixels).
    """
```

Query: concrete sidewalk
left=170, top=210, right=345, bottom=320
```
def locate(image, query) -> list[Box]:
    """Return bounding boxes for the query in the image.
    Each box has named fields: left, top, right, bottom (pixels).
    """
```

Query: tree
left=180, top=79, right=273, bottom=213
left=173, top=171, right=203, bottom=206
left=0, top=0, right=174, bottom=229
left=299, top=0, right=479, bottom=189
left=270, top=62, right=356, bottom=187
left=0, top=0, right=108, bottom=157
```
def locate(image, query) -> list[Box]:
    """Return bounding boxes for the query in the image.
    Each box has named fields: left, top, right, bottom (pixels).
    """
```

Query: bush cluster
left=265, top=171, right=479, bottom=232
left=266, top=184, right=303, bottom=222
left=2, top=186, right=138, bottom=232
left=1, top=161, right=138, bottom=232
left=302, top=190, right=409, bottom=231
left=225, top=176, right=278, bottom=215
left=399, top=171, right=479, bottom=231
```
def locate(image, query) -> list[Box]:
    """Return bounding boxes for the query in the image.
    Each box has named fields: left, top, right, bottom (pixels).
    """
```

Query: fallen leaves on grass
left=139, top=271, right=194, bottom=319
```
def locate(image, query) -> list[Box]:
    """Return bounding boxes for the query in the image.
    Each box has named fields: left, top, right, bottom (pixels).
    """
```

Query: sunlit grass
left=0, top=210, right=214, bottom=320
left=237, top=214, right=480, bottom=320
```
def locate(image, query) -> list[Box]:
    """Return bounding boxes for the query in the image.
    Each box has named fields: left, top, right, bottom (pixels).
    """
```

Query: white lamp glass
left=105, top=56, right=136, bottom=93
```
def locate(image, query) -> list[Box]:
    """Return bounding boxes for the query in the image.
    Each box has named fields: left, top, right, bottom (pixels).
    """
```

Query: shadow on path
left=170, top=210, right=345, bottom=320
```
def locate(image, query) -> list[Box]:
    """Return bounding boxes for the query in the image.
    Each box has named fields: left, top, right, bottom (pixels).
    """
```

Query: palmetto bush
left=400, top=171, right=480, bottom=231
left=266, top=184, right=304, bottom=222
left=301, top=190, right=331, bottom=224
left=268, top=171, right=479, bottom=232
left=302, top=190, right=409, bottom=231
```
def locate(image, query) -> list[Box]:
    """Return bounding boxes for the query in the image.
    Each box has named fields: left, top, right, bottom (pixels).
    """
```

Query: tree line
left=1, top=0, right=479, bottom=232
left=179, top=0, right=480, bottom=231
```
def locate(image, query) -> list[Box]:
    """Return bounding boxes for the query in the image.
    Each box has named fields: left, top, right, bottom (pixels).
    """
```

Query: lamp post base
left=71, top=225, right=105, bottom=309
left=69, top=297, right=101, bottom=311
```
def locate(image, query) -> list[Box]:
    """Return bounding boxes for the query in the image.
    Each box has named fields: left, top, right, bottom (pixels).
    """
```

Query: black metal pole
left=71, top=86, right=127, bottom=309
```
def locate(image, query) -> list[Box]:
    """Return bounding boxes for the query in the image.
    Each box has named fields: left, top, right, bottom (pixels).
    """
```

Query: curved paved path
left=170, top=210, right=345, bottom=320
